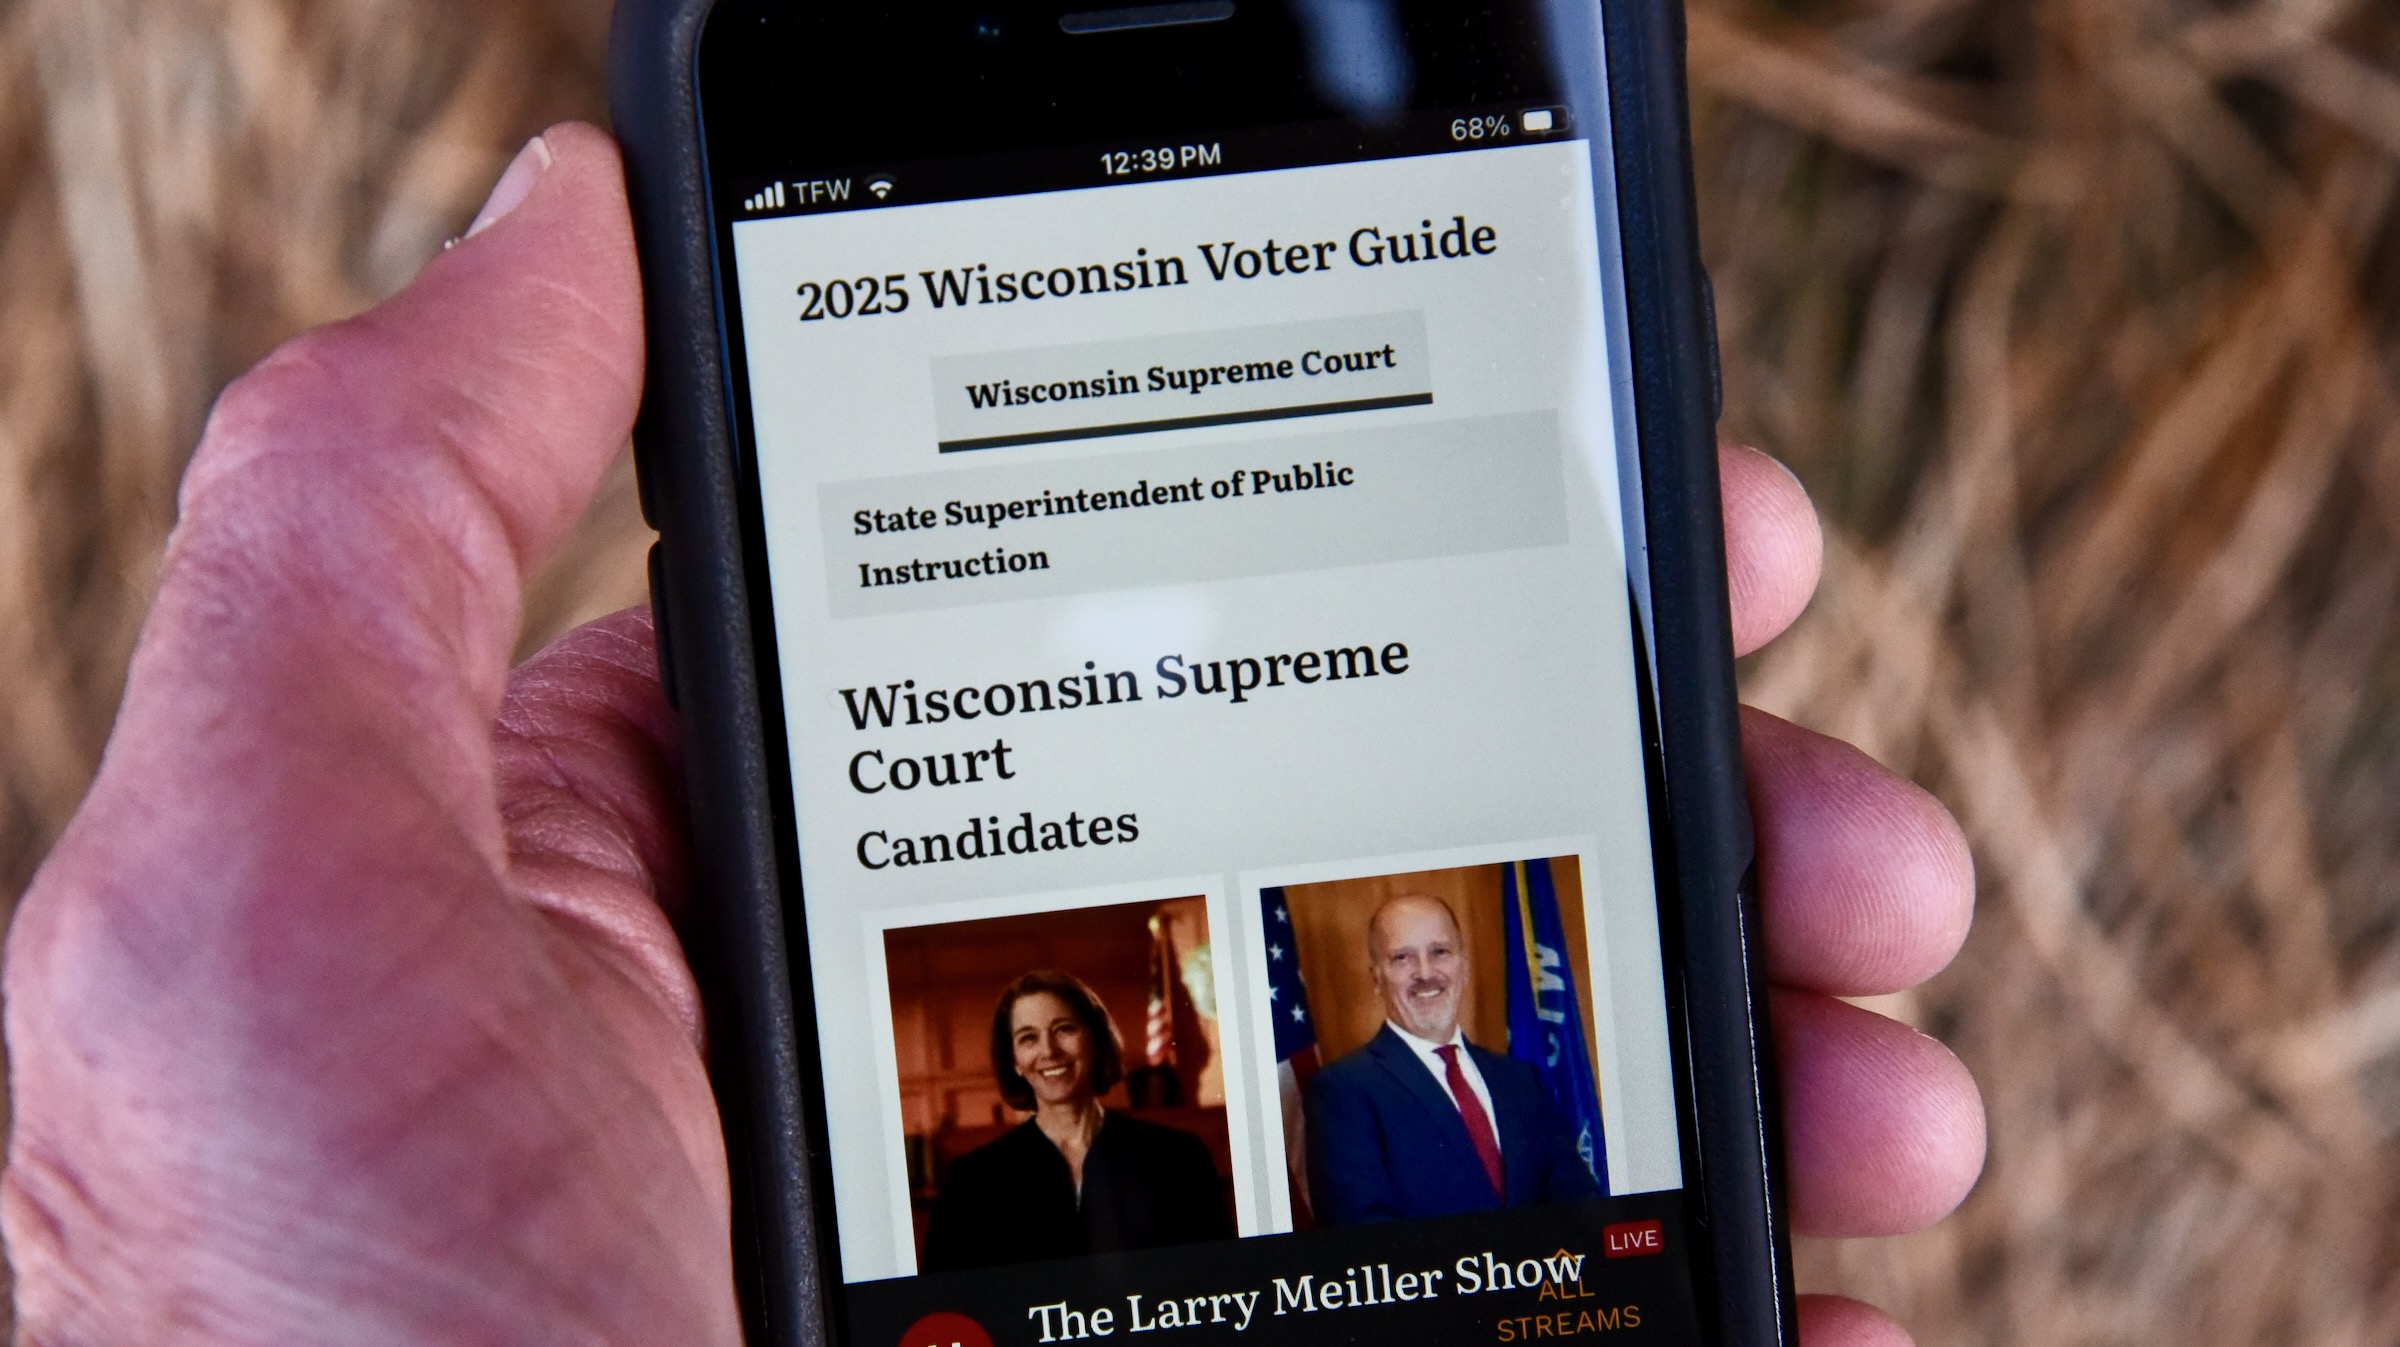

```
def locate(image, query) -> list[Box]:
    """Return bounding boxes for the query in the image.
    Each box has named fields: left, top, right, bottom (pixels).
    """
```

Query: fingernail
left=464, top=134, right=554, bottom=239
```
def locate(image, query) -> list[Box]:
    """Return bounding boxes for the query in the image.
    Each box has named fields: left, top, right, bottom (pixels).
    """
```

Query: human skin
left=1011, top=990, right=1098, bottom=1111
left=0, top=124, right=1983, bottom=1345
left=1367, top=895, right=1467, bottom=1042
left=1010, top=989, right=1105, bottom=1184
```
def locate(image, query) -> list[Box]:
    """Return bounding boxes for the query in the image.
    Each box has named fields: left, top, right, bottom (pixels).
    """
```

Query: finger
left=1721, top=443, right=1823, bottom=656
left=1776, top=990, right=1985, bottom=1238
left=1747, top=708, right=1974, bottom=996
left=2, top=133, right=733, bottom=1341
left=494, top=609, right=700, bottom=1047
left=120, top=122, right=642, bottom=852
left=1798, top=1296, right=1914, bottom=1347
left=10, top=118, right=650, bottom=1179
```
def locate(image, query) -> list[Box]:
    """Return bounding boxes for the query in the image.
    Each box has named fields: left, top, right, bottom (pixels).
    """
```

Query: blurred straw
left=1700, top=0, right=2400, bottom=1341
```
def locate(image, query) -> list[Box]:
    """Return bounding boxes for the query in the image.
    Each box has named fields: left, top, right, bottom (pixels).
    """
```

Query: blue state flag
left=1503, top=859, right=1609, bottom=1193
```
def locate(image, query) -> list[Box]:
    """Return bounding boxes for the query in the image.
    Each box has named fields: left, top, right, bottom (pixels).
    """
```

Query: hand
left=1722, top=445, right=1985, bottom=1345
left=5, top=125, right=733, bottom=1344
left=1, top=123, right=1980, bottom=1345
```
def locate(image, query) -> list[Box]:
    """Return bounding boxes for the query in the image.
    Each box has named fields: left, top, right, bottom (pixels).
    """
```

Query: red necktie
left=1436, top=1043, right=1505, bottom=1199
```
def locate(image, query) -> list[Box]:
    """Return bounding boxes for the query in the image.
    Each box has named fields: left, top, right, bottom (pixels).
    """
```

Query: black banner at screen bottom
left=848, top=1193, right=1700, bottom=1347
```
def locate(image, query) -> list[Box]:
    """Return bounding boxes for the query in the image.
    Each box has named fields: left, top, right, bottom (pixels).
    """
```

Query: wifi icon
left=867, top=175, right=896, bottom=201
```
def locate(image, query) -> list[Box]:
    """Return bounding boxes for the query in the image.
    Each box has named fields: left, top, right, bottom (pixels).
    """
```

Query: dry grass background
left=1, top=0, right=2396, bottom=1341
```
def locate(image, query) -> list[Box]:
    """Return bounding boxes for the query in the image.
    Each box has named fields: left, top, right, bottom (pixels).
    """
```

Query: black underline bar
left=937, top=392, right=1433, bottom=454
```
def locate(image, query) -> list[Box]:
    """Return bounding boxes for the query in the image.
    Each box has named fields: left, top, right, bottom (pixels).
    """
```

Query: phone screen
left=711, top=42, right=1707, bottom=1347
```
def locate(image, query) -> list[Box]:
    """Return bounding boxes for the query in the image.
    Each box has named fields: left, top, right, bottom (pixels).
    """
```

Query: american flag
left=1260, top=888, right=1317, bottom=1062
left=1260, top=887, right=1321, bottom=1226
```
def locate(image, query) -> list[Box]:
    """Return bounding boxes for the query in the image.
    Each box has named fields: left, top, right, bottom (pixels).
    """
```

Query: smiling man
left=1303, top=895, right=1600, bottom=1226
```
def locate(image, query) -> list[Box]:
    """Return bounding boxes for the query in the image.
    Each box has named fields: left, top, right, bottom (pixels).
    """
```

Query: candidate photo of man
left=1261, top=859, right=1608, bottom=1228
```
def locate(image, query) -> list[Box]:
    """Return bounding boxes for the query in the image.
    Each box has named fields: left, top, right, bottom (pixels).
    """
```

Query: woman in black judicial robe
left=921, top=970, right=1232, bottom=1272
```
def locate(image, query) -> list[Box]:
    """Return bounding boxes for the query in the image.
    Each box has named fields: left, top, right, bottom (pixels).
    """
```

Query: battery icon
left=1521, top=107, right=1563, bottom=133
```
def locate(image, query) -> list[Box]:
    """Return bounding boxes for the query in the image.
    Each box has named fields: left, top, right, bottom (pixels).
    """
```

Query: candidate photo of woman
left=920, top=971, right=1231, bottom=1271
left=884, top=896, right=1237, bottom=1273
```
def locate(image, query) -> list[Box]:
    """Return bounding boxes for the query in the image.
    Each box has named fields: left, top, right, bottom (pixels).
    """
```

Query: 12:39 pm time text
left=1100, top=142, right=1223, bottom=177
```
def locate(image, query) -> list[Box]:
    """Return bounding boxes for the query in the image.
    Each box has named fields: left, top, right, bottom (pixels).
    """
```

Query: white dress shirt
left=1384, top=1020, right=1502, bottom=1154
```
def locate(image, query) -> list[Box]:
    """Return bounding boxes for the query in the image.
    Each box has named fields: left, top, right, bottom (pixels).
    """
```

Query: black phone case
left=607, top=3, right=1795, bottom=1343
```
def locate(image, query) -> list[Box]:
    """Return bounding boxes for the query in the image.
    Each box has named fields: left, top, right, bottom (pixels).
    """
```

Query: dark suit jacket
left=1304, top=1025, right=1599, bottom=1226
left=921, top=1113, right=1232, bottom=1272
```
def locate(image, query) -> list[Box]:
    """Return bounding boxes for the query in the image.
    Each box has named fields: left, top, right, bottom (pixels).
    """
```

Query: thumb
left=2, top=128, right=728, bottom=1340
left=103, top=121, right=643, bottom=861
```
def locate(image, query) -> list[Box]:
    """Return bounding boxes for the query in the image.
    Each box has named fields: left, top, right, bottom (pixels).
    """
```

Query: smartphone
left=609, top=3, right=1790, bottom=1344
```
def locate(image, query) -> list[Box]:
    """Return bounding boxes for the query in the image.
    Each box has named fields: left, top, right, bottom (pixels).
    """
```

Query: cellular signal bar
left=742, top=181, right=789, bottom=213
